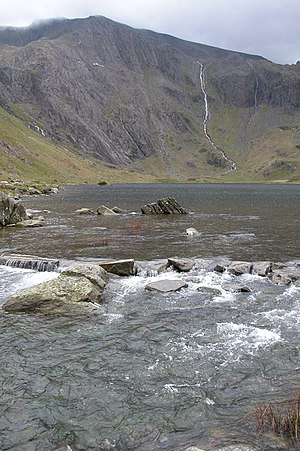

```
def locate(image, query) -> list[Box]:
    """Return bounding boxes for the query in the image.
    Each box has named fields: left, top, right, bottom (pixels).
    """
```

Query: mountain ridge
left=0, top=15, right=299, bottom=183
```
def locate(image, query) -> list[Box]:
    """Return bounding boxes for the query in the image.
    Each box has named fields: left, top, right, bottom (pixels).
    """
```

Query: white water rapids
left=198, top=62, right=236, bottom=171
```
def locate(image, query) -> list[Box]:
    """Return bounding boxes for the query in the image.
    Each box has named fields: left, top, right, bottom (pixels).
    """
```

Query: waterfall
left=198, top=62, right=236, bottom=171
left=1, top=254, right=60, bottom=272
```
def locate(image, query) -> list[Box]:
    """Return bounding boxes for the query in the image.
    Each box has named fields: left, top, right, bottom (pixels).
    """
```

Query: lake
left=0, top=183, right=299, bottom=450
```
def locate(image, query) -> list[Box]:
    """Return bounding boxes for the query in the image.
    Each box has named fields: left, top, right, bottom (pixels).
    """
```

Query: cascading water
left=198, top=62, right=236, bottom=171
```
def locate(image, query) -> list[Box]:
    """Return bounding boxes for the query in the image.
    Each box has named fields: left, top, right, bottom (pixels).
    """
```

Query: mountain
left=0, top=15, right=300, bottom=183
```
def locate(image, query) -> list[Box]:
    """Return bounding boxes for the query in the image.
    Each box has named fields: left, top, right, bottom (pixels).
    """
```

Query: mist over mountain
left=0, top=15, right=299, bottom=182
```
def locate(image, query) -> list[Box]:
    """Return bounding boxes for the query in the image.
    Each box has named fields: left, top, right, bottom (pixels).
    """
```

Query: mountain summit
left=0, top=16, right=299, bottom=182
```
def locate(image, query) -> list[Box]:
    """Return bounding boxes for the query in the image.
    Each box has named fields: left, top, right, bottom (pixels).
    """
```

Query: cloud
left=0, top=0, right=299, bottom=64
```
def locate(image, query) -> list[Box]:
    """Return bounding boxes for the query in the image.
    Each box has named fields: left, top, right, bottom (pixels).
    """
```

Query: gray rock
left=135, top=259, right=168, bottom=276
left=62, top=263, right=108, bottom=287
left=228, top=261, right=253, bottom=276
left=235, top=286, right=252, bottom=293
left=3, top=263, right=107, bottom=314
left=197, top=286, right=222, bottom=296
left=214, top=263, right=226, bottom=273
left=75, top=208, right=94, bottom=214
left=0, top=194, right=27, bottom=226
left=141, top=197, right=187, bottom=215
left=98, top=259, right=134, bottom=276
left=111, top=206, right=124, bottom=214
left=186, top=227, right=200, bottom=236
left=97, top=205, right=118, bottom=215
left=145, top=279, right=188, bottom=293
left=270, top=267, right=300, bottom=285
left=252, top=261, right=272, bottom=276
left=167, top=257, right=194, bottom=272
left=15, top=219, right=44, bottom=227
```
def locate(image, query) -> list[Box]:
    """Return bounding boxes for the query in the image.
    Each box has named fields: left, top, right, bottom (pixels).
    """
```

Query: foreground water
left=0, top=183, right=300, bottom=450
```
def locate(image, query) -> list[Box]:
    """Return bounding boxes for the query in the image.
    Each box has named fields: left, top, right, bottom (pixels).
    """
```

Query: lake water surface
left=0, top=183, right=299, bottom=450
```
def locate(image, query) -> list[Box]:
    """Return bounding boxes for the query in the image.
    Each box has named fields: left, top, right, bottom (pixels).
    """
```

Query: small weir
left=0, top=254, right=60, bottom=272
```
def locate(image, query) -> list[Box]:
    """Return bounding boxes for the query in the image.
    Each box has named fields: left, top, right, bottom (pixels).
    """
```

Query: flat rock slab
left=145, top=279, right=188, bottom=293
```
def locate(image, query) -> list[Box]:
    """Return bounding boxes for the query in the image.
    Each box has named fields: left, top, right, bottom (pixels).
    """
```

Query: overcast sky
left=1, top=0, right=299, bottom=64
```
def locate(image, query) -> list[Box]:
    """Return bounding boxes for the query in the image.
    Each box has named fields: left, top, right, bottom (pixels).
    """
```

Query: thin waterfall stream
left=198, top=62, right=236, bottom=171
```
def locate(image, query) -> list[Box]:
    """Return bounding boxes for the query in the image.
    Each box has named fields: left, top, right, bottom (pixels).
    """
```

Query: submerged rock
left=141, top=197, right=187, bottom=215
left=3, top=263, right=107, bottom=314
left=167, top=257, right=194, bottom=272
left=145, top=279, right=188, bottom=293
left=197, top=286, right=222, bottom=296
left=75, top=208, right=94, bottom=215
left=15, top=219, right=44, bottom=227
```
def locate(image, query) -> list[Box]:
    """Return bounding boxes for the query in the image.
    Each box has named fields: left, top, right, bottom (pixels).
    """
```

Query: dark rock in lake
left=0, top=194, right=28, bottom=226
left=3, top=263, right=107, bottom=314
left=167, top=257, right=194, bottom=272
left=141, top=197, right=187, bottom=215
left=145, top=279, right=188, bottom=293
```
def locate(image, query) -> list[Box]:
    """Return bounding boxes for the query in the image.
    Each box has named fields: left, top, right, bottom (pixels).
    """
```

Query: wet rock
left=197, top=286, right=222, bottom=296
left=186, top=227, right=200, bottom=236
left=270, top=266, right=300, bottom=285
left=215, top=446, right=258, bottom=451
left=0, top=194, right=27, bottom=226
left=235, top=286, right=252, bottom=293
left=167, top=257, right=194, bottom=272
left=75, top=208, right=94, bottom=214
left=111, top=206, right=124, bottom=214
left=214, top=263, right=226, bottom=273
left=135, top=259, right=168, bottom=276
left=98, top=259, right=134, bottom=276
left=252, top=261, right=272, bottom=276
left=15, top=219, right=44, bottom=227
left=3, top=263, right=107, bottom=314
left=97, top=205, right=118, bottom=215
left=141, top=197, right=187, bottom=215
left=228, top=261, right=253, bottom=276
left=145, top=279, right=188, bottom=293
left=62, top=263, right=108, bottom=287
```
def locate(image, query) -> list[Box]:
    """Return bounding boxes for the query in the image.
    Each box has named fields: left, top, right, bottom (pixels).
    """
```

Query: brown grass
left=253, top=392, right=300, bottom=443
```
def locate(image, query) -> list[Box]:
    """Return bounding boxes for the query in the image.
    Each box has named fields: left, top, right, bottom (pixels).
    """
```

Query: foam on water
left=0, top=266, right=58, bottom=303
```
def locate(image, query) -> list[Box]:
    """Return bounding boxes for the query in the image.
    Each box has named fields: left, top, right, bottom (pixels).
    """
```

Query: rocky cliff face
left=0, top=16, right=299, bottom=181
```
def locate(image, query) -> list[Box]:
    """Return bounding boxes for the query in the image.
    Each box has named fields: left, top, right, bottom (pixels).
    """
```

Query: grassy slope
left=0, top=107, right=156, bottom=184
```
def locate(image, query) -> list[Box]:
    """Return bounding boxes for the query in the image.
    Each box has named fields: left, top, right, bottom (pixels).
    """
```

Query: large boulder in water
left=141, top=197, right=187, bottom=215
left=0, top=194, right=28, bottom=226
left=3, top=263, right=108, bottom=314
